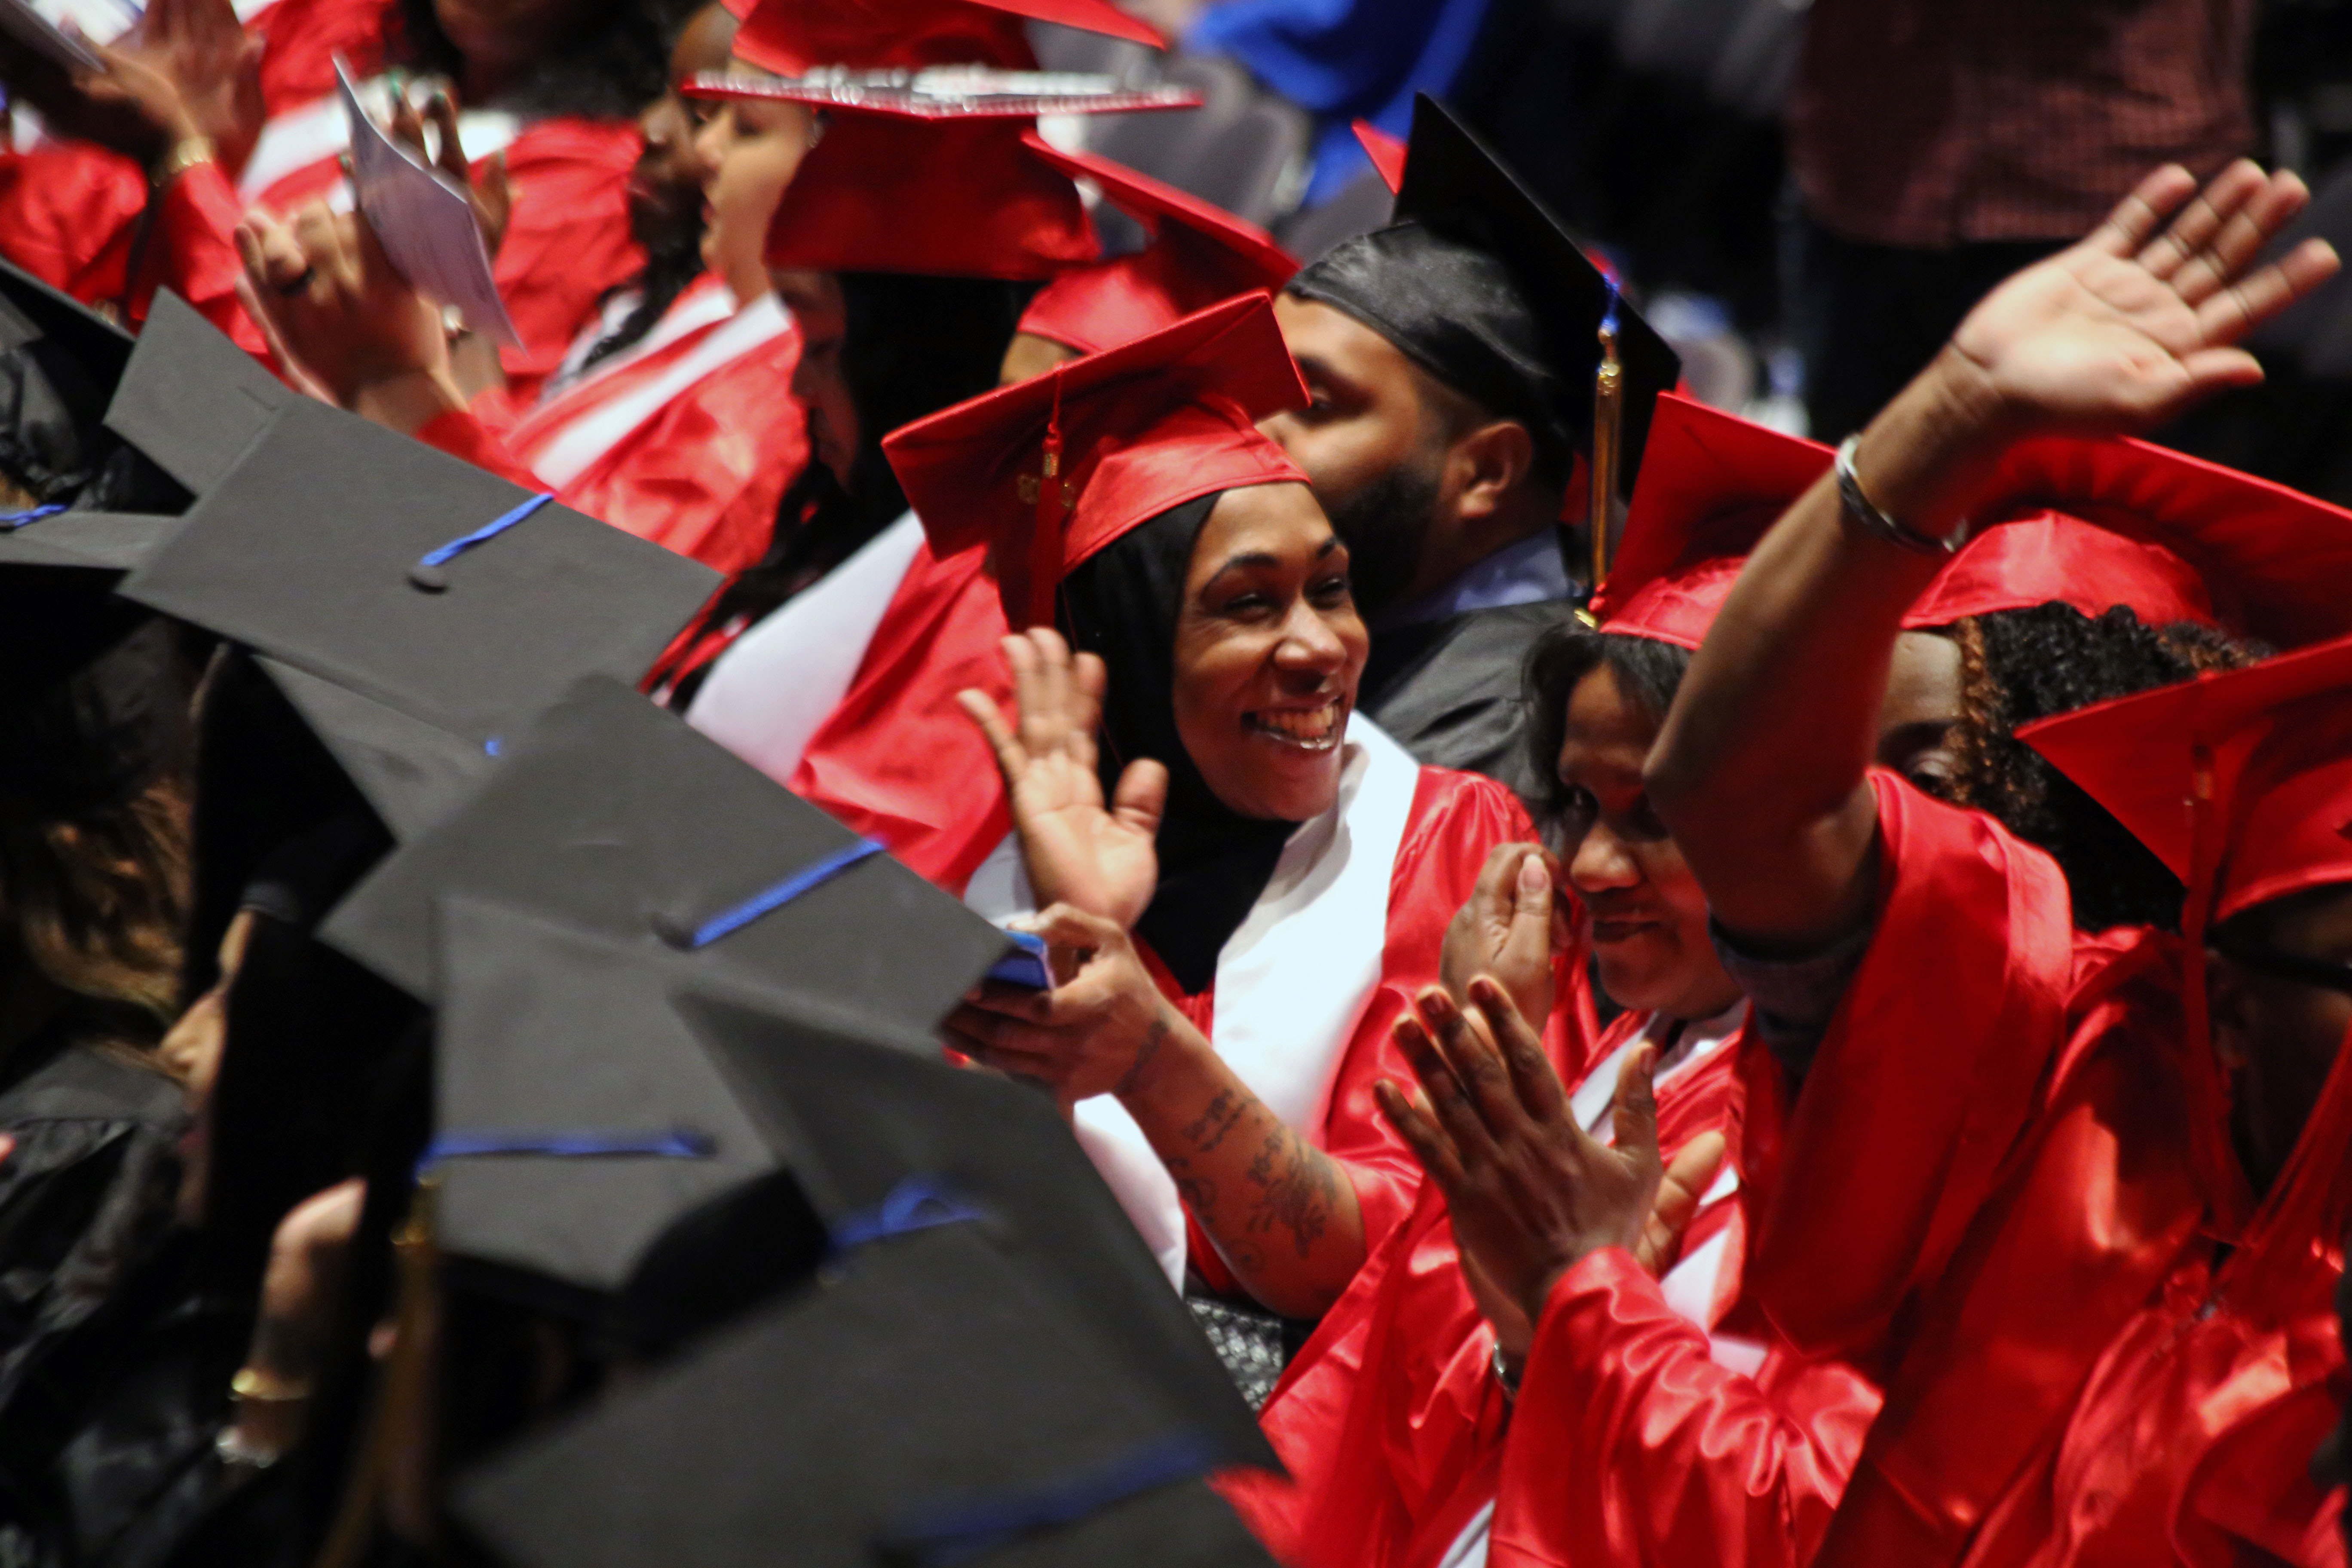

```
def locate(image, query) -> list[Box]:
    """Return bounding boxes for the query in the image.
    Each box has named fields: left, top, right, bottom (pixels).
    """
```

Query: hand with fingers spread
left=1944, top=159, right=2340, bottom=437
left=0, top=0, right=262, bottom=172
left=1375, top=978, right=1724, bottom=1353
left=1440, top=842, right=1568, bottom=1029
left=234, top=203, right=459, bottom=423
left=388, top=86, right=513, bottom=257
left=960, top=628, right=1168, bottom=930
left=941, top=903, right=1182, bottom=1109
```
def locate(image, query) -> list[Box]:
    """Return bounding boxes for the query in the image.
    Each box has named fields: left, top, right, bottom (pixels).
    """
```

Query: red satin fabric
left=1819, top=900, right=2352, bottom=1566
left=1162, top=769, right=1588, bottom=1305
left=1220, top=1007, right=1714, bottom=1568
left=421, top=282, right=811, bottom=574
left=0, top=101, right=642, bottom=402
left=250, top=0, right=393, bottom=112
left=763, top=116, right=1095, bottom=280
left=1740, top=770, right=2077, bottom=1363
left=0, top=149, right=267, bottom=352
left=416, top=407, right=540, bottom=488
left=788, top=537, right=1017, bottom=893
left=477, top=119, right=646, bottom=401
left=1476, top=776, right=2072, bottom=1568
left=1488, top=1254, right=1886, bottom=1568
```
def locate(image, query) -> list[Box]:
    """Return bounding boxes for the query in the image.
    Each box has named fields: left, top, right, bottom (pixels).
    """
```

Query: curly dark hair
left=1929, top=603, right=2265, bottom=933
left=1521, top=618, right=1692, bottom=839
left=394, top=0, right=689, bottom=118
left=1519, top=602, right=2266, bottom=936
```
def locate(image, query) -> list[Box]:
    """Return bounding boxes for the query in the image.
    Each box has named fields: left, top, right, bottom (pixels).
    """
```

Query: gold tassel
left=1588, top=301, right=1625, bottom=591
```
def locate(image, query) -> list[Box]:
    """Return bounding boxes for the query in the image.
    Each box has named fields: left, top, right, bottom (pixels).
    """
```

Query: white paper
left=335, top=56, right=521, bottom=347
left=0, top=0, right=134, bottom=73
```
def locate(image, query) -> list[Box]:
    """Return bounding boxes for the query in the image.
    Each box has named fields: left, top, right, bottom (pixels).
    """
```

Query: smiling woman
left=883, top=296, right=1574, bottom=1358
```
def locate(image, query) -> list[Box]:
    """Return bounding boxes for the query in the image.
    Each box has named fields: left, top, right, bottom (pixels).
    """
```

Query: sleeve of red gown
left=0, top=142, right=146, bottom=301
left=0, top=144, right=266, bottom=352
left=415, top=407, right=544, bottom=489
left=1487, top=1248, right=1884, bottom=1568
left=128, top=162, right=270, bottom=352
left=543, top=335, right=809, bottom=575
left=1738, top=770, right=2076, bottom=1363
left=490, top=121, right=645, bottom=404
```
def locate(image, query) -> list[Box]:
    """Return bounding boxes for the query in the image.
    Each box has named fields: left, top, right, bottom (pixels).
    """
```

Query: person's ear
left=2208, top=948, right=2260, bottom=1073
left=1445, top=420, right=1536, bottom=526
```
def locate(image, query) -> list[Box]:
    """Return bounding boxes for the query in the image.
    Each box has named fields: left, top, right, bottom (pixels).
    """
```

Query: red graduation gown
left=1155, top=767, right=1584, bottom=1288
left=1817, top=927, right=2349, bottom=1568
left=417, top=277, right=808, bottom=574
left=1217, top=1004, right=1726, bottom=1568
left=0, top=46, right=642, bottom=401
left=0, top=0, right=388, bottom=351
left=1469, top=774, right=2077, bottom=1568
left=786, top=537, right=1018, bottom=893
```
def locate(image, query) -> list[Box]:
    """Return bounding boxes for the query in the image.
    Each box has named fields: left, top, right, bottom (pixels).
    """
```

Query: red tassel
left=1024, top=370, right=1069, bottom=631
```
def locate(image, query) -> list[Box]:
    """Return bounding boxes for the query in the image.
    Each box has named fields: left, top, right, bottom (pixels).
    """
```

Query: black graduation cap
left=1290, top=94, right=1680, bottom=500
left=319, top=674, right=1023, bottom=1036
left=0, top=283, right=282, bottom=816
left=423, top=893, right=815, bottom=1318
left=119, top=399, right=721, bottom=840
left=450, top=1223, right=1277, bottom=1568
left=101, top=288, right=295, bottom=496
left=679, top=989, right=1270, bottom=1465
left=0, top=285, right=294, bottom=580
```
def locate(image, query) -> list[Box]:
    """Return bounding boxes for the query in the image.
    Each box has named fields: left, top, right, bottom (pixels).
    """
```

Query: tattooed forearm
left=1243, top=1127, right=1340, bottom=1261
left=1182, top=1088, right=1245, bottom=1153
left=1115, top=1017, right=1170, bottom=1096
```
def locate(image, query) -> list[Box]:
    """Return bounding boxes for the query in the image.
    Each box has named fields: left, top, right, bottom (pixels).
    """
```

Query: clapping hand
left=0, top=0, right=261, bottom=172
left=1945, top=160, right=2339, bottom=439
left=234, top=202, right=452, bottom=410
left=961, top=628, right=1167, bottom=931
left=1376, top=979, right=1725, bottom=1359
left=1440, top=843, right=1568, bottom=1030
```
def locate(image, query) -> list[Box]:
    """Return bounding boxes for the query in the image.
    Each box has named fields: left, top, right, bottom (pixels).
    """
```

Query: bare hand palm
left=1951, top=161, right=2340, bottom=435
left=963, top=628, right=1165, bottom=929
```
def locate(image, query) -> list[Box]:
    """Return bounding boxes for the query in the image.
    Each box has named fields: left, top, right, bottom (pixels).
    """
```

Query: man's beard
left=1322, top=456, right=1444, bottom=620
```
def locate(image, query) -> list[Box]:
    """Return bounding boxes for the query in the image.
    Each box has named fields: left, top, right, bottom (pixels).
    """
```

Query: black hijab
left=1058, top=493, right=1299, bottom=995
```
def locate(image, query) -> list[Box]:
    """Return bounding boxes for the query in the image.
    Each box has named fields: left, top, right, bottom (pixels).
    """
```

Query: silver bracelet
left=1835, top=435, right=1967, bottom=556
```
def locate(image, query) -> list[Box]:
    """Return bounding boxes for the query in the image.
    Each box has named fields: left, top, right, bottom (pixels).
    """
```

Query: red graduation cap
left=757, top=103, right=1095, bottom=279
left=1014, top=132, right=1298, bottom=355
left=1896, top=435, right=2352, bottom=639
left=1587, top=393, right=1831, bottom=649
left=884, top=291, right=1310, bottom=630
left=1352, top=119, right=1406, bottom=194
left=732, top=0, right=1162, bottom=77
left=2023, top=631, right=2352, bottom=1238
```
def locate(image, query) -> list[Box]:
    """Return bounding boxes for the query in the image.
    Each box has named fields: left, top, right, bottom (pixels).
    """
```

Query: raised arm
left=1645, top=161, right=2337, bottom=949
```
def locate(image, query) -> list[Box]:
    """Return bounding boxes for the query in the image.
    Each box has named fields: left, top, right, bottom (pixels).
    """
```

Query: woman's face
left=1171, top=482, right=1368, bottom=823
left=628, top=4, right=739, bottom=251
left=691, top=94, right=813, bottom=303
left=1875, top=630, right=1966, bottom=791
left=1555, top=663, right=1743, bottom=1020
left=771, top=269, right=854, bottom=484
